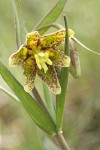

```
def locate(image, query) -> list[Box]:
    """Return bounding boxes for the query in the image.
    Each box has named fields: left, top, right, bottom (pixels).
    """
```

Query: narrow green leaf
left=33, top=0, right=67, bottom=34
left=12, top=0, right=26, bottom=46
left=12, top=0, right=21, bottom=48
left=56, top=15, right=69, bottom=132
left=32, top=87, right=47, bottom=111
left=0, top=61, right=56, bottom=135
left=0, top=85, right=19, bottom=102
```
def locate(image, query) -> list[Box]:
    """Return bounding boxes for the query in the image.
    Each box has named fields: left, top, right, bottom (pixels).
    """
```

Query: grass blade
left=12, top=0, right=26, bottom=46
left=0, top=61, right=56, bottom=135
left=0, top=85, right=19, bottom=101
left=56, top=15, right=69, bottom=132
left=33, top=0, right=67, bottom=34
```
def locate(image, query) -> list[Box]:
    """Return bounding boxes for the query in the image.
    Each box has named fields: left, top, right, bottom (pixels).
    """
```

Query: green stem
left=32, top=87, right=47, bottom=112
left=56, top=15, right=70, bottom=132
left=54, top=14, right=71, bottom=150
left=54, top=133, right=70, bottom=150
left=43, top=83, right=56, bottom=123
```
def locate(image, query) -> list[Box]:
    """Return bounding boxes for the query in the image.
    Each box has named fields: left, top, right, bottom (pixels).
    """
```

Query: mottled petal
left=40, top=29, right=65, bottom=48
left=47, top=49, right=70, bottom=67
left=23, top=57, right=37, bottom=92
left=40, top=29, right=74, bottom=48
left=37, top=66, right=61, bottom=94
left=69, top=38, right=81, bottom=78
left=26, top=31, right=40, bottom=49
left=9, top=45, right=28, bottom=67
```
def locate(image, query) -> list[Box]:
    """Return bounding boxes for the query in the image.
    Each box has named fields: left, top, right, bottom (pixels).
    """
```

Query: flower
left=69, top=38, right=81, bottom=78
left=9, top=29, right=74, bottom=94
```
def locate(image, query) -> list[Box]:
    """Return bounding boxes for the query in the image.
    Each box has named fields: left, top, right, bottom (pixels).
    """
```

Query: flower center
left=34, top=51, right=52, bottom=73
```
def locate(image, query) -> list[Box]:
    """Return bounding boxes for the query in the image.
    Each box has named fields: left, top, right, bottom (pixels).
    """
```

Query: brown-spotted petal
left=40, top=29, right=65, bottom=48
left=48, top=48, right=70, bottom=67
left=25, top=31, right=40, bottom=49
left=23, top=56, right=37, bottom=92
left=37, top=66, right=61, bottom=94
left=40, top=29, right=74, bottom=49
left=9, top=45, right=29, bottom=67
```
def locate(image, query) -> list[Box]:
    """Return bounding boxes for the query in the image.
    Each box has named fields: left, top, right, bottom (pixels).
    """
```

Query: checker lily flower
left=9, top=29, right=74, bottom=94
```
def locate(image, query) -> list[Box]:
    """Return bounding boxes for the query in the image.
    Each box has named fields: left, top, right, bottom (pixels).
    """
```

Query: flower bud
left=69, top=38, right=81, bottom=78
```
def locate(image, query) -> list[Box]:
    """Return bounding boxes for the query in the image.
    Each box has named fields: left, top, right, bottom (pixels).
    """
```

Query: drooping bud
left=69, top=38, right=81, bottom=78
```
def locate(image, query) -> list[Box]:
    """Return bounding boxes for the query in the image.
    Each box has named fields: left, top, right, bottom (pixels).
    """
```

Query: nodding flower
left=9, top=29, right=74, bottom=94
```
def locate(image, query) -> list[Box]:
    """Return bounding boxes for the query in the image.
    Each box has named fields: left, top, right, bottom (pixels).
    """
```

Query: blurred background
left=0, top=0, right=100, bottom=150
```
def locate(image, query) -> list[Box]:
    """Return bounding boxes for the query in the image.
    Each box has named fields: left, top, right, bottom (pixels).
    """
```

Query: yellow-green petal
left=9, top=45, right=28, bottom=67
left=40, top=29, right=65, bottom=48
left=40, top=29, right=74, bottom=49
left=26, top=31, right=40, bottom=49
left=23, top=57, right=37, bottom=92
left=48, top=49, right=70, bottom=67
left=37, top=66, right=61, bottom=94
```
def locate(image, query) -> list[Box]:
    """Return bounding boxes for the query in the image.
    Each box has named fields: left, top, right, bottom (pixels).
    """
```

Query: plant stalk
left=54, top=133, right=70, bottom=150
left=32, top=87, right=47, bottom=112
left=43, top=83, right=56, bottom=123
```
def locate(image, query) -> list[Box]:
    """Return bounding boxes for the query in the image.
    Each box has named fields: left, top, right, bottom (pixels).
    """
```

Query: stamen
left=34, top=52, right=52, bottom=73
